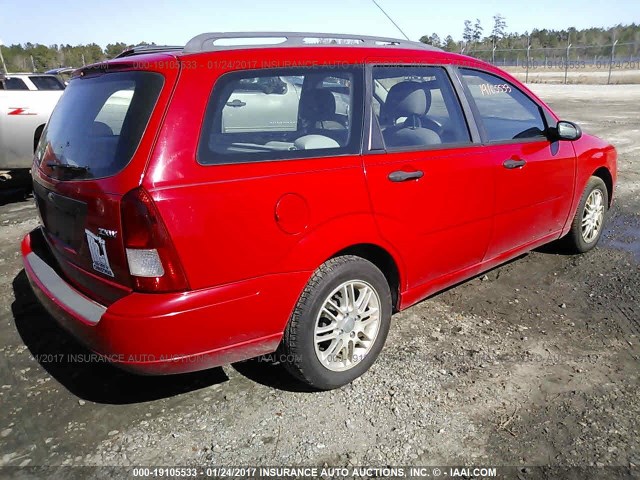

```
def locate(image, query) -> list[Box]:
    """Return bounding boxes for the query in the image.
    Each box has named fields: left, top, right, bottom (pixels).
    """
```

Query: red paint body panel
left=561, top=134, right=617, bottom=236
left=21, top=44, right=617, bottom=375
left=363, top=144, right=495, bottom=290
left=484, top=139, right=576, bottom=258
left=22, top=229, right=307, bottom=374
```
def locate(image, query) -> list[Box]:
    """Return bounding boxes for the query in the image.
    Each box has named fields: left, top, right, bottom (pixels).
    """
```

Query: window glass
left=4, top=77, right=29, bottom=90
left=372, top=66, right=470, bottom=149
left=198, top=67, right=363, bottom=164
left=36, top=71, right=164, bottom=180
left=460, top=69, right=546, bottom=142
left=94, top=90, right=134, bottom=135
left=29, top=75, right=65, bottom=90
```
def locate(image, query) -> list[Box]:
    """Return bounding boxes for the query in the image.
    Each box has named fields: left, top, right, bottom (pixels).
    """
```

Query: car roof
left=89, top=32, right=510, bottom=86
left=115, top=32, right=442, bottom=59
left=101, top=44, right=490, bottom=80
left=184, top=32, right=441, bottom=54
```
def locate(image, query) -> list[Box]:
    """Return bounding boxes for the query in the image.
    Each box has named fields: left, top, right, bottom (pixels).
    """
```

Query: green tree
left=431, top=33, right=442, bottom=47
left=463, top=20, right=473, bottom=44
left=491, top=14, right=507, bottom=44
left=443, top=35, right=458, bottom=52
left=473, top=19, right=483, bottom=43
left=420, top=33, right=442, bottom=48
left=105, top=42, right=129, bottom=59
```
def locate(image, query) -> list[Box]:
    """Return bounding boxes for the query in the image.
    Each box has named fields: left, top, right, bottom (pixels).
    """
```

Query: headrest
left=382, top=81, right=432, bottom=121
left=90, top=121, right=114, bottom=136
left=299, top=89, right=337, bottom=122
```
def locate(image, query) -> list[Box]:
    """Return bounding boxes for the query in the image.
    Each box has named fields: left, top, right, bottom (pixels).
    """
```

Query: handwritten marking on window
left=479, top=83, right=512, bottom=96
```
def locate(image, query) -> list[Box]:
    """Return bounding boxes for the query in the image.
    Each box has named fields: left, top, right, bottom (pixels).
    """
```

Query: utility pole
left=608, top=39, right=618, bottom=85
left=525, top=39, right=531, bottom=83
left=0, top=40, right=7, bottom=74
left=564, top=40, right=571, bottom=85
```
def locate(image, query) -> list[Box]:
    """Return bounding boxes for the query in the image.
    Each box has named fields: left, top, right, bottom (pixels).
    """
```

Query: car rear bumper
left=22, top=227, right=307, bottom=375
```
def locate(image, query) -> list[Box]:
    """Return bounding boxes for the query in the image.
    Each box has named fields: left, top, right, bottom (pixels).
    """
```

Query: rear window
left=36, top=71, right=164, bottom=180
left=29, top=75, right=65, bottom=90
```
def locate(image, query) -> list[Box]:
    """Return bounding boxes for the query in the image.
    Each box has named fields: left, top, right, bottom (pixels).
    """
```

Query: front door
left=363, top=65, right=495, bottom=291
left=459, top=68, right=576, bottom=258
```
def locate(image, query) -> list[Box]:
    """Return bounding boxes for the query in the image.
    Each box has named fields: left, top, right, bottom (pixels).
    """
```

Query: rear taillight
left=121, top=187, right=189, bottom=293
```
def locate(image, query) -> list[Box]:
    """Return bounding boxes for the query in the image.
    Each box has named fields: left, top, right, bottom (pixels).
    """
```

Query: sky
left=1, top=0, right=639, bottom=47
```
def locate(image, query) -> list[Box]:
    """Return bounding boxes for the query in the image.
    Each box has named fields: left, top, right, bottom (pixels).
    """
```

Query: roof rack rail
left=183, top=32, right=441, bottom=54
left=115, top=45, right=184, bottom=58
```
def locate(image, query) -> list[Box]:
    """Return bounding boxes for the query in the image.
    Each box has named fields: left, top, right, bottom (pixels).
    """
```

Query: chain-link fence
left=462, top=42, right=640, bottom=84
left=2, top=41, right=639, bottom=84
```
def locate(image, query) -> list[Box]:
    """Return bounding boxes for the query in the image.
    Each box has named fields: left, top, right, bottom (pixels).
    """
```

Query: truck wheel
left=563, top=176, right=608, bottom=253
left=281, top=255, right=392, bottom=390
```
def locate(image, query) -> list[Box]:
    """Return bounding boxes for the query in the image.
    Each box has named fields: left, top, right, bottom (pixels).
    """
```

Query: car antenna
left=371, top=0, right=411, bottom=41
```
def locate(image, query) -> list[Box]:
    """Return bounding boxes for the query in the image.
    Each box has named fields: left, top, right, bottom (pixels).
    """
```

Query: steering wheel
left=512, top=127, right=544, bottom=140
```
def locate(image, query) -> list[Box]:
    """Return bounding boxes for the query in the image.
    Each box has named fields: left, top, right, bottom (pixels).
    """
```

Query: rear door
left=458, top=68, right=576, bottom=258
left=142, top=63, right=369, bottom=291
left=363, top=64, right=494, bottom=290
left=32, top=63, right=176, bottom=304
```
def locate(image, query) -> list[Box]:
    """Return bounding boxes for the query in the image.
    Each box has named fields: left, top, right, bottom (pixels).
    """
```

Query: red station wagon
left=22, top=33, right=617, bottom=389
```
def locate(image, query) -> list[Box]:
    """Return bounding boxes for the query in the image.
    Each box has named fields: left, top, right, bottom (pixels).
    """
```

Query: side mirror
left=553, top=120, right=582, bottom=141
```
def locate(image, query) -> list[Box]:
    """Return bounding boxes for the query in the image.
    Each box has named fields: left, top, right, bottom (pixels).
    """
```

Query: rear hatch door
left=32, top=57, right=179, bottom=304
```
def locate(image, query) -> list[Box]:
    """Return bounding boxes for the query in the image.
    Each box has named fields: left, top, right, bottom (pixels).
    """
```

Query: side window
left=372, top=65, right=470, bottom=149
left=460, top=69, right=546, bottom=142
left=198, top=66, right=363, bottom=165
left=4, top=77, right=29, bottom=90
left=29, top=76, right=65, bottom=90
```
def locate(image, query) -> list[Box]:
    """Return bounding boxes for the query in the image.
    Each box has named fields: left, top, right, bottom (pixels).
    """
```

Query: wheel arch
left=33, top=124, right=45, bottom=153
left=331, top=243, right=402, bottom=312
left=592, top=166, right=613, bottom=207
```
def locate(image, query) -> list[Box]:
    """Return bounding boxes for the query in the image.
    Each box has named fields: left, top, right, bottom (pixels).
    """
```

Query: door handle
left=388, top=170, right=424, bottom=182
left=503, top=159, right=527, bottom=169
left=226, top=99, right=247, bottom=107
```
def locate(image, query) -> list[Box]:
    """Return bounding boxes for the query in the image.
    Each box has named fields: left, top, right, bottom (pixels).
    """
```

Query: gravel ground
left=506, top=68, right=640, bottom=85
left=0, top=84, right=638, bottom=474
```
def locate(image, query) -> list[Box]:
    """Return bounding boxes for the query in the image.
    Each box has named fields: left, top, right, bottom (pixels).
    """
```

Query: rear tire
left=281, top=255, right=392, bottom=390
left=563, top=176, right=608, bottom=253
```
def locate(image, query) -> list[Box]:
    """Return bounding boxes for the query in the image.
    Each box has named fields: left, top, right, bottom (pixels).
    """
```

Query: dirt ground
left=504, top=67, right=640, bottom=85
left=0, top=84, right=639, bottom=475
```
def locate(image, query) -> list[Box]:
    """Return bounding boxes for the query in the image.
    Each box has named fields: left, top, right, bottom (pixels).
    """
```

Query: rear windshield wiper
left=46, top=163, right=90, bottom=173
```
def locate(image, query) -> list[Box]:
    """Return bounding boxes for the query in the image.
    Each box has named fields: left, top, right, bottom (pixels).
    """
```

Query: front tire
left=281, top=255, right=392, bottom=390
left=563, top=176, right=608, bottom=253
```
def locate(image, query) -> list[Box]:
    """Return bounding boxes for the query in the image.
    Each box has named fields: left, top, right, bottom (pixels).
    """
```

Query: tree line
left=420, top=19, right=640, bottom=54
left=0, top=42, right=150, bottom=72
left=1, top=21, right=639, bottom=73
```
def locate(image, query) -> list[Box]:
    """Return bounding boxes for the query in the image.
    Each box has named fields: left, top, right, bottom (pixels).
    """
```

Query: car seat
left=380, top=81, right=442, bottom=148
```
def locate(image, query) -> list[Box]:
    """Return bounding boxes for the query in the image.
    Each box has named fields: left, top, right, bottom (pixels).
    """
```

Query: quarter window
left=4, top=77, right=29, bottom=90
left=460, top=69, right=546, bottom=142
left=198, top=67, right=363, bottom=164
left=372, top=65, right=470, bottom=149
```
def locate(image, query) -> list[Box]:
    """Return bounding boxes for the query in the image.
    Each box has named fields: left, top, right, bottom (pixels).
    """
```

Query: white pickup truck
left=0, top=73, right=65, bottom=186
